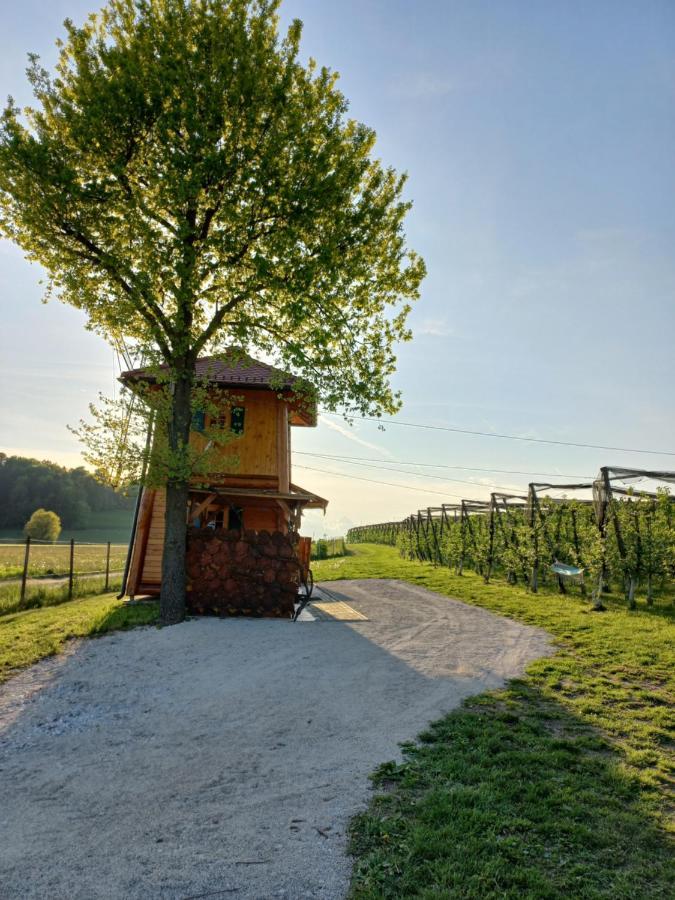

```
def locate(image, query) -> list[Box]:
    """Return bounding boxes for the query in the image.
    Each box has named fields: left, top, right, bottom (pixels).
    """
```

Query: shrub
left=24, top=509, right=62, bottom=542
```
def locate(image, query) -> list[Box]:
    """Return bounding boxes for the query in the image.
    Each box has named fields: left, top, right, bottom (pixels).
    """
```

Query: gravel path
left=2, top=570, right=124, bottom=587
left=0, top=579, right=552, bottom=900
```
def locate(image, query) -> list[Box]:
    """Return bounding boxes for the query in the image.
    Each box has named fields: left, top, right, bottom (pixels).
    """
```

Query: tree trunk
left=592, top=572, right=606, bottom=611
left=160, top=367, right=193, bottom=626
left=627, top=575, right=637, bottom=610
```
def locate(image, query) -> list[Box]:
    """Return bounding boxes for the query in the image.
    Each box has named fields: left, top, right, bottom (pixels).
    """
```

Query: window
left=228, top=506, right=244, bottom=530
left=191, top=410, right=206, bottom=433
left=231, top=406, right=245, bottom=435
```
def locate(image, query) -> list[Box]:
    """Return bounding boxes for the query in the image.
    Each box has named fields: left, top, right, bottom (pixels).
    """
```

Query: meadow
left=0, top=508, right=134, bottom=545
left=0, top=541, right=128, bottom=581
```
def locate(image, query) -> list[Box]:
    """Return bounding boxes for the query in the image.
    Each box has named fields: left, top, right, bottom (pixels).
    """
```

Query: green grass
left=311, top=536, right=347, bottom=560
left=0, top=507, right=134, bottom=544
left=312, top=545, right=675, bottom=899
left=0, top=592, right=158, bottom=683
left=0, top=542, right=128, bottom=580
left=0, top=574, right=124, bottom=616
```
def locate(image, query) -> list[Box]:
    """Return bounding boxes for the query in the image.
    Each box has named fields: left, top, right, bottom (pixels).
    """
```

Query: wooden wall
left=191, top=388, right=284, bottom=480
left=126, top=487, right=288, bottom=596
left=126, top=387, right=297, bottom=597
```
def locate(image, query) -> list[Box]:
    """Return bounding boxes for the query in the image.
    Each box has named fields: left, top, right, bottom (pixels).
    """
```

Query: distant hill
left=0, top=454, right=136, bottom=541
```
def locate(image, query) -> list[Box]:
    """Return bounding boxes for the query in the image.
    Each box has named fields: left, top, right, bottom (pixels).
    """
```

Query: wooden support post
left=126, top=488, right=155, bottom=598
left=598, top=468, right=613, bottom=597
left=429, top=509, right=441, bottom=565
left=68, top=539, right=75, bottom=601
left=190, top=493, right=217, bottom=524
left=458, top=502, right=466, bottom=575
left=276, top=402, right=290, bottom=493
left=571, top=508, right=586, bottom=595
left=485, top=496, right=496, bottom=584
left=105, top=541, right=111, bottom=591
left=20, top=537, right=31, bottom=606
left=528, top=487, right=539, bottom=594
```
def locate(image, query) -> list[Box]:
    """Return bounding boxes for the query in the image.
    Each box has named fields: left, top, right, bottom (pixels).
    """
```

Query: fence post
left=20, top=536, right=31, bottom=605
left=105, top=541, right=111, bottom=591
left=68, top=538, right=75, bottom=601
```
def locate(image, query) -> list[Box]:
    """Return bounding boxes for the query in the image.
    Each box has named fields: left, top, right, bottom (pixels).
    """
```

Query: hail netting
left=347, top=466, right=675, bottom=606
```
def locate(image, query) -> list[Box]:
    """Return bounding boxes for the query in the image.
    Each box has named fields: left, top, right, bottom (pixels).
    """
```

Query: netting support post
left=105, top=541, right=111, bottom=592
left=485, top=495, right=496, bottom=584
left=528, top=485, right=539, bottom=593
left=20, top=537, right=31, bottom=606
left=68, top=539, right=75, bottom=601
left=458, top=502, right=466, bottom=575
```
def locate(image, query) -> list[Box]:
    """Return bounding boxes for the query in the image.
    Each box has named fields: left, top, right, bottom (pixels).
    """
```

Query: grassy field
left=0, top=508, right=134, bottom=544
left=312, top=545, right=674, bottom=899
left=0, top=592, right=158, bottom=683
left=0, top=574, right=124, bottom=617
left=0, top=542, right=128, bottom=580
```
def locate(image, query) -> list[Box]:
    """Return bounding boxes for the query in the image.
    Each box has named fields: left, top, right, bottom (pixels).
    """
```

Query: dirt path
left=0, top=579, right=552, bottom=899
left=2, top=570, right=124, bottom=588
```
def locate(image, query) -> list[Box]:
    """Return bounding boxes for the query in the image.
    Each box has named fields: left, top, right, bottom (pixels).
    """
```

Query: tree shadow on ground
left=349, top=680, right=674, bottom=899
left=91, top=601, right=159, bottom=636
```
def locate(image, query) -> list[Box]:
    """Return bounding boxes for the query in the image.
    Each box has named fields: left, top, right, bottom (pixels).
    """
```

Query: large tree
left=0, top=0, right=425, bottom=624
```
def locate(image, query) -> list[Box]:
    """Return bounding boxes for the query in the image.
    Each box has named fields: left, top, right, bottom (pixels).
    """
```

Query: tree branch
left=60, top=223, right=173, bottom=357
left=113, top=170, right=180, bottom=238
left=192, top=285, right=259, bottom=356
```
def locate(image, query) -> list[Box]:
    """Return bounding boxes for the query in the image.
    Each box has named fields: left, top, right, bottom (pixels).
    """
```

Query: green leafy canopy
left=24, top=508, right=63, bottom=542
left=0, top=0, right=425, bottom=415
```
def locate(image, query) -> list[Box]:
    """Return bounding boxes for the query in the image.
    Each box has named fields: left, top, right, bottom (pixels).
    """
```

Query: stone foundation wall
left=186, top=528, right=301, bottom=617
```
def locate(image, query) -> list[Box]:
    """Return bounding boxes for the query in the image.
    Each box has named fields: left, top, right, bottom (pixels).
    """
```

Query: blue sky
left=1, top=0, right=674, bottom=536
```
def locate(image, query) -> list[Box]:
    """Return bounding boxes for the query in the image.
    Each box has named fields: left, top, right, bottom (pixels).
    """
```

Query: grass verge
left=0, top=575, right=124, bottom=616
left=0, top=575, right=122, bottom=616
left=0, top=592, right=158, bottom=683
left=312, top=545, right=674, bottom=899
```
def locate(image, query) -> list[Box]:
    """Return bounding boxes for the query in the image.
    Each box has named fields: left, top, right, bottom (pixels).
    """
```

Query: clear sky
left=1, top=0, right=674, bottom=537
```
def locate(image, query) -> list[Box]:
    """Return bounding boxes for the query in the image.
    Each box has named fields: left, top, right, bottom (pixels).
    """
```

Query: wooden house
left=121, top=355, right=327, bottom=607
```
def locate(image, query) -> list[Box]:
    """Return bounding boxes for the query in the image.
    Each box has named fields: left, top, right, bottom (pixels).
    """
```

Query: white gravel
left=0, top=579, right=551, bottom=900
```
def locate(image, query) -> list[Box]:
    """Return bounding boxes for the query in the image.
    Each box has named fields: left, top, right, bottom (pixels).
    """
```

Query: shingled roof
left=120, top=354, right=300, bottom=389
left=120, top=353, right=316, bottom=425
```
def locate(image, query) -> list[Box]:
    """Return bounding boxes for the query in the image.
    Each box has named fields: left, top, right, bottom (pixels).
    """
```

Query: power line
left=294, top=451, right=593, bottom=480
left=294, top=464, right=469, bottom=500
left=320, top=412, right=675, bottom=457
left=295, top=454, right=520, bottom=491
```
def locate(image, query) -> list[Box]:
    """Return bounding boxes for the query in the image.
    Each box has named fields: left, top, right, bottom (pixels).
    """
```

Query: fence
left=0, top=539, right=128, bottom=612
left=311, top=537, right=347, bottom=560
left=347, top=522, right=403, bottom=546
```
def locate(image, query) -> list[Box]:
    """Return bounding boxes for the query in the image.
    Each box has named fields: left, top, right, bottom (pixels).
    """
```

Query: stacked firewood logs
left=186, top=528, right=301, bottom=617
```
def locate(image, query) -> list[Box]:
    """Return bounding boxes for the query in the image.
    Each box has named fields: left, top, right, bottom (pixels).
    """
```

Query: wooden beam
left=126, top=488, right=155, bottom=596
left=190, top=492, right=218, bottom=524
left=277, top=401, right=290, bottom=493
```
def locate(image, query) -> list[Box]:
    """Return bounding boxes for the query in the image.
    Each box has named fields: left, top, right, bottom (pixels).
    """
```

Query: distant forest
left=0, top=454, right=135, bottom=530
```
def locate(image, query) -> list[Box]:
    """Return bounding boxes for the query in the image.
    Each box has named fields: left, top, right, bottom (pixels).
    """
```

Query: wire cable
left=320, top=412, right=675, bottom=456
left=295, top=455, right=522, bottom=492
left=294, top=451, right=593, bottom=480
left=295, top=464, right=473, bottom=500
